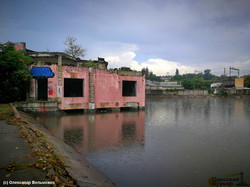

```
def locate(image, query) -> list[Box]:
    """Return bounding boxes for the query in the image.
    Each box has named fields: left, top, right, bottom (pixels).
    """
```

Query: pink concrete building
left=26, top=52, right=145, bottom=111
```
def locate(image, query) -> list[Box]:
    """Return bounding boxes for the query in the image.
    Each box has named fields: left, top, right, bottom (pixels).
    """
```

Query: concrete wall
left=224, top=88, right=250, bottom=95
left=28, top=65, right=145, bottom=110
left=236, top=89, right=250, bottom=95
left=14, top=42, right=26, bottom=50
left=147, top=89, right=208, bottom=96
left=48, top=65, right=58, bottom=100
left=15, top=102, right=58, bottom=112
left=94, top=69, right=145, bottom=109
left=59, top=66, right=90, bottom=110
left=235, top=78, right=244, bottom=88
left=178, top=90, right=208, bottom=96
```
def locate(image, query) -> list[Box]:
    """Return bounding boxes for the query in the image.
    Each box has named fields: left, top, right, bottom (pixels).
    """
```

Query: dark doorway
left=38, top=78, right=48, bottom=100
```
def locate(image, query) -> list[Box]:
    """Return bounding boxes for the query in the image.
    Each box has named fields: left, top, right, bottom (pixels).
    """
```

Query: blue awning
left=30, top=66, right=54, bottom=78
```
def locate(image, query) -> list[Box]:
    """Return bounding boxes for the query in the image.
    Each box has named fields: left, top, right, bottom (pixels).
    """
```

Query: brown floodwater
left=32, top=96, right=250, bottom=187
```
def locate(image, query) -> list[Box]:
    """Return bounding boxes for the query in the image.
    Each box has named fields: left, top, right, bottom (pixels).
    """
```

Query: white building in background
left=211, top=82, right=222, bottom=94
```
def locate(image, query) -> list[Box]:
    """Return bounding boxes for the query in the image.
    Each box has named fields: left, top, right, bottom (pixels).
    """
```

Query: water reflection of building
left=56, top=111, right=145, bottom=153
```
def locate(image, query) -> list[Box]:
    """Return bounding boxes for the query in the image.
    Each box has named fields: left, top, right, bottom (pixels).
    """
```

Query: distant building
left=221, top=77, right=235, bottom=88
left=160, top=75, right=173, bottom=82
left=211, top=77, right=250, bottom=95
left=146, top=80, right=209, bottom=96
left=235, top=78, right=244, bottom=88
left=210, top=82, right=222, bottom=94
left=146, top=80, right=184, bottom=90
left=146, top=80, right=184, bottom=95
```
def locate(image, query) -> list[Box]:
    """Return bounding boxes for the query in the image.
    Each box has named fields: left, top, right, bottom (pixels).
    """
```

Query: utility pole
left=229, top=67, right=240, bottom=77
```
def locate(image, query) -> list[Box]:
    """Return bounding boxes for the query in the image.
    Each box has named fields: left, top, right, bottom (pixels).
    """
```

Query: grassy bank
left=0, top=104, right=21, bottom=125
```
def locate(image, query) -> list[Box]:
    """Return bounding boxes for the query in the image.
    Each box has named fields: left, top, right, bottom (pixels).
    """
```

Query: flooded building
left=14, top=43, right=145, bottom=111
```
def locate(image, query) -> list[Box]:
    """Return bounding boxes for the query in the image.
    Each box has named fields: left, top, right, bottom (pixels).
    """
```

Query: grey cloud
left=1, top=0, right=249, bottom=75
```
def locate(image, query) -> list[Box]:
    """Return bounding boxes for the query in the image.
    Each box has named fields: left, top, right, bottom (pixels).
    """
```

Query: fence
left=146, top=89, right=208, bottom=96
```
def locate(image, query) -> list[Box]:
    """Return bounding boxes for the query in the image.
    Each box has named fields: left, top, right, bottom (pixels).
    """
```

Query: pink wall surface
left=14, top=42, right=26, bottom=51
left=119, top=75, right=145, bottom=107
left=60, top=66, right=90, bottom=110
left=29, top=65, right=145, bottom=110
left=48, top=65, right=58, bottom=100
left=94, top=69, right=145, bottom=108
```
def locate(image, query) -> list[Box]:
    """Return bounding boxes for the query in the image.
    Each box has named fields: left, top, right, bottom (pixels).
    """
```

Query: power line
left=229, top=66, right=239, bottom=77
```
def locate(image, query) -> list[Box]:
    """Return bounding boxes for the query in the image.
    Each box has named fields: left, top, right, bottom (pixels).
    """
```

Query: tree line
left=142, top=67, right=250, bottom=90
left=141, top=67, right=161, bottom=81
left=171, top=69, right=217, bottom=90
left=0, top=42, right=32, bottom=103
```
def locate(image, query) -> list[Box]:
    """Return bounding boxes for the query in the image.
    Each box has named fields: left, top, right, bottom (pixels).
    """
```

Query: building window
left=64, top=78, right=84, bottom=97
left=122, top=81, right=137, bottom=97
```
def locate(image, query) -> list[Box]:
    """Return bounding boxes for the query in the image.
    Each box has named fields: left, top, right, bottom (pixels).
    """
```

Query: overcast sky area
left=1, top=0, right=250, bottom=76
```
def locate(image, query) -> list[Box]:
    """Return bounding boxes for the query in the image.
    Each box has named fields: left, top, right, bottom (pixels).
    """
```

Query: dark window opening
left=64, top=78, right=84, bottom=97
left=38, top=78, right=48, bottom=100
left=45, top=62, right=52, bottom=65
left=122, top=81, right=136, bottom=97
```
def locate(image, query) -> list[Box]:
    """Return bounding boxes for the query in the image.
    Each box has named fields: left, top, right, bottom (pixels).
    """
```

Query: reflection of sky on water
left=87, top=97, right=250, bottom=187
left=33, top=97, right=250, bottom=187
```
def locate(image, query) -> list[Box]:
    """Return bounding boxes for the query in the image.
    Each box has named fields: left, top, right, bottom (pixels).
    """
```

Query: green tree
left=141, top=67, right=163, bottom=81
left=182, top=79, right=194, bottom=89
left=171, top=71, right=217, bottom=90
left=84, top=60, right=98, bottom=68
left=244, top=75, right=250, bottom=87
left=0, top=42, right=32, bottom=103
left=203, top=69, right=213, bottom=80
left=171, top=74, right=184, bottom=81
left=193, top=78, right=212, bottom=90
left=149, top=71, right=161, bottom=81
left=120, top=67, right=131, bottom=71
left=141, top=67, right=149, bottom=79
left=175, top=68, right=179, bottom=75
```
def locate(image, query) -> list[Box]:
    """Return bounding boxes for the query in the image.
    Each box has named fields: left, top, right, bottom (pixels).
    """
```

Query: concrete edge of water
left=12, top=105, right=116, bottom=187
left=145, top=94, right=250, bottom=98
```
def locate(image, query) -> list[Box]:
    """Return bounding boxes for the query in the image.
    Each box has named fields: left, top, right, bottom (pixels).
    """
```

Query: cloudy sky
left=1, top=0, right=250, bottom=76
